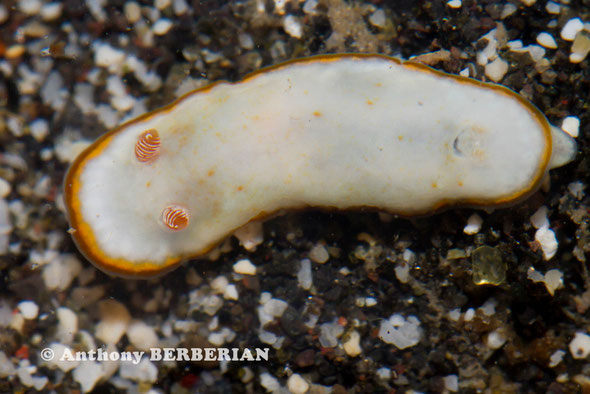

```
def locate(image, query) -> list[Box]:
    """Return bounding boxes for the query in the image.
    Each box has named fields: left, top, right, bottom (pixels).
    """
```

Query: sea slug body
left=64, top=54, right=577, bottom=277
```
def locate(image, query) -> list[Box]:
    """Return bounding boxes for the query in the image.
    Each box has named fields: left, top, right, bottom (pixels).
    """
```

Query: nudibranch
left=64, top=54, right=577, bottom=277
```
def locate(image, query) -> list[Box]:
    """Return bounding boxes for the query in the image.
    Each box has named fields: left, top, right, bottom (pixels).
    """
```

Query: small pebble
left=339, top=267, right=351, bottom=276
left=17, top=362, right=48, bottom=390
left=73, top=83, right=94, bottom=115
left=342, top=330, right=362, bottom=357
left=211, top=275, right=229, bottom=294
left=283, top=15, right=303, bottom=38
left=0, top=5, right=7, bottom=24
left=515, top=45, right=545, bottom=62
left=46, top=343, right=79, bottom=372
left=263, top=298, right=288, bottom=317
left=173, top=0, right=189, bottom=15
left=5, top=45, right=26, bottom=59
left=549, top=350, right=565, bottom=367
left=54, top=137, right=92, bottom=163
left=319, top=321, right=344, bottom=347
left=527, top=266, right=544, bottom=284
left=17, top=301, right=39, bottom=320
left=376, top=367, right=391, bottom=380
left=570, top=332, right=590, bottom=359
left=378, top=314, right=422, bottom=349
left=309, top=243, right=329, bottom=263
left=56, top=307, right=78, bottom=344
left=527, top=267, right=563, bottom=296
left=561, top=18, right=584, bottom=41
left=233, top=221, right=263, bottom=251
left=208, top=331, right=225, bottom=346
left=224, top=284, right=238, bottom=300
left=7, top=116, right=23, bottom=137
left=260, top=372, right=281, bottom=392
left=259, top=330, right=278, bottom=345
left=0, top=179, right=11, bottom=198
left=95, top=299, right=131, bottom=345
left=155, top=0, right=171, bottom=10
left=19, top=0, right=42, bottom=15
left=72, top=360, right=104, bottom=392
left=545, top=1, right=560, bottom=14
left=241, top=366, right=255, bottom=383
left=561, top=116, right=580, bottom=138
left=536, top=32, right=558, bottom=49
left=94, top=42, right=127, bottom=73
left=530, top=206, right=549, bottom=229
left=124, top=2, right=142, bottom=23
left=40, top=2, right=63, bottom=21
left=477, top=29, right=498, bottom=65
left=448, top=309, right=461, bottom=321
left=42, top=71, right=67, bottom=112
left=463, top=213, right=483, bottom=235
left=447, top=0, right=462, bottom=9
left=394, top=258, right=411, bottom=283
left=508, top=40, right=523, bottom=50
left=111, top=95, right=136, bottom=112
left=447, top=248, right=467, bottom=260
left=86, top=0, right=107, bottom=21
left=152, top=19, right=173, bottom=35
left=568, top=181, right=585, bottom=200
left=487, top=328, right=507, bottom=349
left=544, top=269, right=564, bottom=296
left=484, top=57, right=508, bottom=82
left=10, top=312, right=24, bottom=332
left=369, top=9, right=387, bottom=28
left=303, top=0, right=318, bottom=15
left=201, top=295, right=223, bottom=316
left=444, top=375, right=459, bottom=392
left=535, top=226, right=558, bottom=260
left=472, top=245, right=506, bottom=286
left=501, top=3, right=517, bottom=19
left=233, top=258, right=257, bottom=275
left=238, top=33, right=254, bottom=50
left=260, top=292, right=271, bottom=304
left=0, top=351, right=16, bottom=378
left=120, top=357, right=158, bottom=382
left=127, top=320, right=159, bottom=351
left=480, top=298, right=497, bottom=316
left=403, top=249, right=415, bottom=264
left=297, top=259, right=312, bottom=290
left=570, top=32, right=590, bottom=63
left=42, top=254, right=82, bottom=291
left=287, top=373, right=310, bottom=394
left=95, top=104, right=120, bottom=128
left=30, top=119, right=49, bottom=142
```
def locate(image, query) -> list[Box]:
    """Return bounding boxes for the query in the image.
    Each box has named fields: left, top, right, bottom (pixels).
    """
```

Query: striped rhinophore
left=135, top=129, right=161, bottom=163
left=162, top=205, right=189, bottom=231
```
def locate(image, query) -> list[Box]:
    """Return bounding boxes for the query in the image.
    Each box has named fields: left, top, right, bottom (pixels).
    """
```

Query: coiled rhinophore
left=135, top=129, right=161, bottom=163
left=162, top=205, right=189, bottom=231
